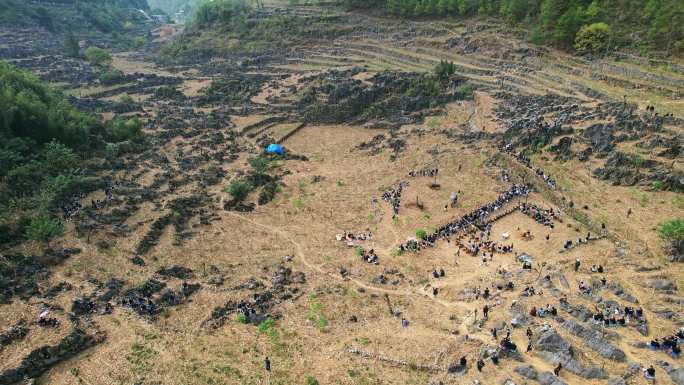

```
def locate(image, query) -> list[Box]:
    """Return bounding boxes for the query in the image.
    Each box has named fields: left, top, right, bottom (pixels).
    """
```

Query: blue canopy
left=265, top=143, right=285, bottom=155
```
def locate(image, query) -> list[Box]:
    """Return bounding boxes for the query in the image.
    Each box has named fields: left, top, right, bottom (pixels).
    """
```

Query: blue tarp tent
left=265, top=143, right=285, bottom=155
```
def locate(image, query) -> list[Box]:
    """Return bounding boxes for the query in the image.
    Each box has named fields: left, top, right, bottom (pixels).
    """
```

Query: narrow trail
left=223, top=211, right=482, bottom=337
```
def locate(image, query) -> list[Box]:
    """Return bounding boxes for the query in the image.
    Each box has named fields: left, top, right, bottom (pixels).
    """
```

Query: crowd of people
left=649, top=328, right=683, bottom=358
left=502, top=144, right=557, bottom=190
left=357, top=247, right=379, bottom=264
left=61, top=192, right=87, bottom=220
left=529, top=304, right=558, bottom=318
left=589, top=304, right=646, bottom=328
left=61, top=182, right=116, bottom=220
left=382, top=181, right=408, bottom=216
left=398, top=184, right=530, bottom=253
left=519, top=203, right=558, bottom=228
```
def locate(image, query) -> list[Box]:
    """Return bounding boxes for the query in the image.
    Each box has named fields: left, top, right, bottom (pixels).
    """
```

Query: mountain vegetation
left=343, top=0, right=684, bottom=56
left=0, top=62, right=144, bottom=246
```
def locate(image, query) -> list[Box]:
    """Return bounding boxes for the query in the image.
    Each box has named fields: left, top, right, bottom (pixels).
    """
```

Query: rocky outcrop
left=0, top=329, right=103, bottom=384
left=559, top=319, right=625, bottom=361
left=535, top=329, right=608, bottom=379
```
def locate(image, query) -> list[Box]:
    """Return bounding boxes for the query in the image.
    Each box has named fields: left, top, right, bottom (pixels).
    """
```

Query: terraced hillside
left=0, top=2, right=683, bottom=385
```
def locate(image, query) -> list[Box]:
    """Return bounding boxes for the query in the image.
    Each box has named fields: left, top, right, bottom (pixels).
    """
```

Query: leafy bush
left=248, top=156, right=274, bottom=175
left=415, top=228, right=427, bottom=239
left=226, top=179, right=253, bottom=202
left=305, top=376, right=319, bottom=385
left=574, top=22, right=611, bottom=54
left=109, top=117, right=142, bottom=142
left=119, top=94, right=134, bottom=104
left=84, top=47, right=112, bottom=66
left=25, top=215, right=64, bottom=245
left=257, top=316, right=277, bottom=341
left=154, top=85, right=183, bottom=99
left=258, top=181, right=279, bottom=205
left=99, top=69, right=125, bottom=85
left=434, top=60, right=456, bottom=80
left=658, top=219, right=684, bottom=243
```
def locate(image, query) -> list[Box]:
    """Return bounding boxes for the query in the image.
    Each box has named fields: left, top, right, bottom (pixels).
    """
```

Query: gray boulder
left=536, top=329, right=572, bottom=354
left=514, top=365, right=567, bottom=385
left=649, top=279, right=677, bottom=291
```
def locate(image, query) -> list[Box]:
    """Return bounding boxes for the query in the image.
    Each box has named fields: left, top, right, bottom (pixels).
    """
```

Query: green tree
left=540, top=0, right=565, bottom=30
left=645, top=0, right=684, bottom=55
left=64, top=33, right=80, bottom=58
left=25, top=216, right=64, bottom=246
left=42, top=141, right=79, bottom=174
left=437, top=0, right=449, bottom=14
left=447, top=0, right=459, bottom=13
left=574, top=22, right=611, bottom=54
left=501, top=0, right=529, bottom=24
left=552, top=5, right=585, bottom=47
left=84, top=46, right=112, bottom=66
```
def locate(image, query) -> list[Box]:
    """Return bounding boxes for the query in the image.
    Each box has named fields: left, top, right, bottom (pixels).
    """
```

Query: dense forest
left=344, top=0, right=684, bottom=56
left=0, top=0, right=149, bottom=37
left=0, top=62, right=144, bottom=246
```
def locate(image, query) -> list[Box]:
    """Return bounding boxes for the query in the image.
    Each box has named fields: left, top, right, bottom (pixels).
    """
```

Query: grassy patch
left=306, top=299, right=329, bottom=330
left=126, top=343, right=159, bottom=374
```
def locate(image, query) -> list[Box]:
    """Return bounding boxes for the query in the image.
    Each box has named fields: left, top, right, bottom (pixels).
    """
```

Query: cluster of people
left=519, top=203, right=557, bottom=228
left=502, top=144, right=557, bottom=190
left=336, top=230, right=373, bottom=247
left=500, top=329, right=517, bottom=351
left=521, top=285, right=538, bottom=296
left=358, top=248, right=379, bottom=264
left=61, top=192, right=87, bottom=220
left=61, top=182, right=117, bottom=220
left=37, top=309, right=60, bottom=328
left=408, top=168, right=438, bottom=178
left=578, top=280, right=593, bottom=295
left=591, top=305, right=645, bottom=327
left=398, top=184, right=530, bottom=253
left=649, top=328, right=683, bottom=358
left=534, top=167, right=556, bottom=189
left=529, top=304, right=558, bottom=318
left=236, top=300, right=258, bottom=321
left=431, top=268, right=445, bottom=278
left=382, top=181, right=408, bottom=216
